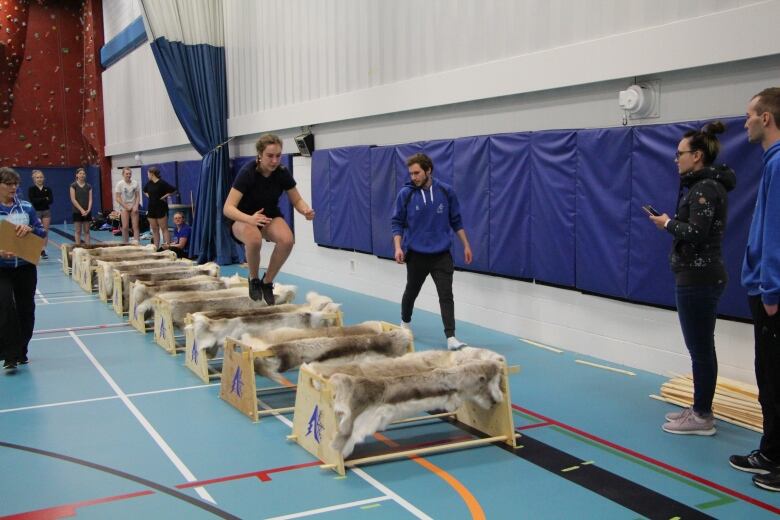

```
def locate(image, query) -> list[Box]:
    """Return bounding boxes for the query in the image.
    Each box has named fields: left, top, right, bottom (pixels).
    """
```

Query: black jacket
left=28, top=185, right=53, bottom=212
left=666, top=165, right=736, bottom=286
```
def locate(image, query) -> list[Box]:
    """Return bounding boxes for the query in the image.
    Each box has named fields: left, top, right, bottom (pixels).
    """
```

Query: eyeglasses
left=674, top=150, right=694, bottom=159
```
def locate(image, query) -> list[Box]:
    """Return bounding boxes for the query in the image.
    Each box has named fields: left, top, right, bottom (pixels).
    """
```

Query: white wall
left=103, top=0, right=142, bottom=42
left=224, top=0, right=779, bottom=136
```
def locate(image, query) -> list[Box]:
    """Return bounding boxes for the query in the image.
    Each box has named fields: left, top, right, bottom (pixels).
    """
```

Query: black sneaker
left=19, top=355, right=28, bottom=365
left=260, top=277, right=275, bottom=305
left=4, top=359, right=17, bottom=371
left=41, top=250, right=48, bottom=259
left=729, top=450, right=780, bottom=475
left=248, top=278, right=263, bottom=301
left=753, top=471, right=780, bottom=492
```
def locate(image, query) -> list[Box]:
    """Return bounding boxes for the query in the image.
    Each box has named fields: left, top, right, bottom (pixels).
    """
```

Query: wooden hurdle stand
left=152, top=287, right=290, bottom=355
left=110, top=260, right=193, bottom=315
left=61, top=244, right=72, bottom=274
left=74, top=247, right=158, bottom=293
left=288, top=360, right=519, bottom=476
left=217, top=320, right=421, bottom=422
left=127, top=267, right=223, bottom=333
left=95, top=254, right=178, bottom=303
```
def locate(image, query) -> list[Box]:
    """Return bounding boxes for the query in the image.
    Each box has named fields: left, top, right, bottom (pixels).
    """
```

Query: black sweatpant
left=0, top=263, right=37, bottom=363
left=749, top=295, right=780, bottom=461
left=401, top=250, right=455, bottom=338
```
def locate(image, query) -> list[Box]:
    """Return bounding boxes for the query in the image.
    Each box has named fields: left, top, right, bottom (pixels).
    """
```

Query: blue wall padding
left=317, top=116, right=764, bottom=319
left=488, top=133, right=532, bottom=279
left=176, top=160, right=200, bottom=209
left=328, top=146, right=372, bottom=252
left=530, top=130, right=577, bottom=287
left=575, top=128, right=633, bottom=298
left=311, top=150, right=332, bottom=246
left=453, top=136, right=490, bottom=271
left=370, top=146, right=398, bottom=259
left=713, top=117, right=764, bottom=317
left=628, top=122, right=699, bottom=305
left=16, top=166, right=102, bottom=224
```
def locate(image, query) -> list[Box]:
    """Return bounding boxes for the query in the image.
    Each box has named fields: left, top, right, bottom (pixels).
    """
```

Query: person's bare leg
left=83, top=222, right=91, bottom=245
left=131, top=209, right=140, bottom=242
left=42, top=217, right=50, bottom=250
left=159, top=217, right=171, bottom=245
left=149, top=220, right=160, bottom=249
left=121, top=209, right=130, bottom=243
left=262, top=218, right=294, bottom=283
left=232, top=222, right=262, bottom=279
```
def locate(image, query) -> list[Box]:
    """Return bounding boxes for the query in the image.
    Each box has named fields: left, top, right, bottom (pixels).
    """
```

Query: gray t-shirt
left=70, top=182, right=91, bottom=212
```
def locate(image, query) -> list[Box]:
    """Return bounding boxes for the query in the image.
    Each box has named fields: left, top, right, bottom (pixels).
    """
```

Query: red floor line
left=516, top=422, right=553, bottom=431
left=512, top=403, right=780, bottom=515
left=175, top=461, right=320, bottom=489
left=1, top=490, right=154, bottom=520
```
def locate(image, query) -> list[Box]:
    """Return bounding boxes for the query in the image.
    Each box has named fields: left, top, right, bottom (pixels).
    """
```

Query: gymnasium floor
left=1, top=226, right=779, bottom=519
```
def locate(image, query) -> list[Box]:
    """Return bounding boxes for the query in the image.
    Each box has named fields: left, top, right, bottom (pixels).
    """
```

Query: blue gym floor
left=1, top=225, right=779, bottom=519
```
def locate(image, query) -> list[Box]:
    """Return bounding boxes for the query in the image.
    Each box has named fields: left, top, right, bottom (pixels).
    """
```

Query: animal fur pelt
left=132, top=274, right=242, bottom=320
left=155, top=284, right=296, bottom=328
left=71, top=245, right=155, bottom=279
left=115, top=264, right=220, bottom=310
left=188, top=300, right=343, bottom=359
left=250, top=328, right=412, bottom=384
left=240, top=321, right=384, bottom=349
left=189, top=292, right=335, bottom=323
left=67, top=242, right=142, bottom=260
left=98, top=254, right=177, bottom=295
left=306, top=348, right=505, bottom=457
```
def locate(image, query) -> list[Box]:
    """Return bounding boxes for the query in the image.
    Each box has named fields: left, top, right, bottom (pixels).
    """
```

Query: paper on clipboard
left=0, top=219, right=44, bottom=266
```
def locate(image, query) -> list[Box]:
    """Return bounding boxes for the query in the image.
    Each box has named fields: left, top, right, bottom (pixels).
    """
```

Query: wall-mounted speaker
left=294, top=131, right=314, bottom=157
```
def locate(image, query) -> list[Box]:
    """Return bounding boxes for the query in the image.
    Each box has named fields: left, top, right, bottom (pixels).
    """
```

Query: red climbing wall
left=0, top=0, right=102, bottom=168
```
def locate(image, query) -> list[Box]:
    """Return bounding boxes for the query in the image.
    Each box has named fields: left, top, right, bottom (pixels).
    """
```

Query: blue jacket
left=0, top=196, right=46, bottom=268
left=742, top=140, right=780, bottom=305
left=391, top=179, right=463, bottom=254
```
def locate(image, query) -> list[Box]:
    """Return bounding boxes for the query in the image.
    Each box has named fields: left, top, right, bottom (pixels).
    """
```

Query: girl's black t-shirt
left=144, top=179, right=176, bottom=213
left=232, top=162, right=295, bottom=219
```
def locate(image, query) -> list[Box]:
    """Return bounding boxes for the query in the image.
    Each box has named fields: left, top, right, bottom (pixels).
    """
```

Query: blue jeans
left=675, top=283, right=725, bottom=415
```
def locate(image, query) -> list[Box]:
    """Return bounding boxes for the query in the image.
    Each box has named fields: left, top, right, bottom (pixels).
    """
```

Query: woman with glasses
left=647, top=121, right=735, bottom=436
left=0, top=167, right=45, bottom=371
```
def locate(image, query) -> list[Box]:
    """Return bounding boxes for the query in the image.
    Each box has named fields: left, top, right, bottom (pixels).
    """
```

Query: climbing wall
left=0, top=0, right=104, bottom=170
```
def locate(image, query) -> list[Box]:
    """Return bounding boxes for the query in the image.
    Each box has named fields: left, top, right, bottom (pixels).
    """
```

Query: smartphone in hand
left=642, top=204, right=661, bottom=217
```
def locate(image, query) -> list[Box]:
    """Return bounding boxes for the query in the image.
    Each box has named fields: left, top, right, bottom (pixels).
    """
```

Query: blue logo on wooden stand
left=230, top=367, right=244, bottom=397
left=191, top=340, right=198, bottom=364
left=306, top=405, right=324, bottom=443
left=159, top=319, right=167, bottom=340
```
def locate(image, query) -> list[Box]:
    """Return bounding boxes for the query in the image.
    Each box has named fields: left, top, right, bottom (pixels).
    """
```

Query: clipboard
left=0, top=219, right=44, bottom=266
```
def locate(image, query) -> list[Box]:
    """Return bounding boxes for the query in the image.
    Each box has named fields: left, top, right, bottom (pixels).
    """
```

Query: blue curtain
left=148, top=37, right=237, bottom=264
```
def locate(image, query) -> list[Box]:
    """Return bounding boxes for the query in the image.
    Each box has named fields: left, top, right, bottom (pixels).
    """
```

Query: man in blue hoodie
left=391, top=153, right=472, bottom=351
left=0, top=167, right=46, bottom=371
left=729, top=87, right=780, bottom=491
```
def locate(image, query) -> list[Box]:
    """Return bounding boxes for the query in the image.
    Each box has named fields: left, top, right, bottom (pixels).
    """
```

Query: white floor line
left=34, top=323, right=130, bottom=335
left=67, top=331, right=216, bottom=504
left=264, top=496, right=392, bottom=520
left=36, top=294, right=95, bottom=301
left=37, top=300, right=97, bottom=306
left=0, top=383, right=219, bottom=414
left=258, top=402, right=432, bottom=520
left=35, top=288, right=50, bottom=305
left=31, top=329, right=137, bottom=342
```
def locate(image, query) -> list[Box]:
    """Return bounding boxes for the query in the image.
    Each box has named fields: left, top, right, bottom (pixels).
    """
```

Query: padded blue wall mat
left=576, top=128, right=633, bottom=299
left=488, top=133, right=533, bottom=279
left=319, top=115, right=763, bottom=319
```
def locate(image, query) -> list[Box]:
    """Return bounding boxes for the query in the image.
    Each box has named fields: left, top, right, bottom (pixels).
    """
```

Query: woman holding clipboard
left=0, top=167, right=45, bottom=371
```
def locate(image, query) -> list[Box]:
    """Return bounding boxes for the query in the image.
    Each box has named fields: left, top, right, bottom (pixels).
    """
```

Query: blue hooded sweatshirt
left=390, top=179, right=463, bottom=254
left=0, top=195, right=46, bottom=268
left=742, top=140, right=780, bottom=305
